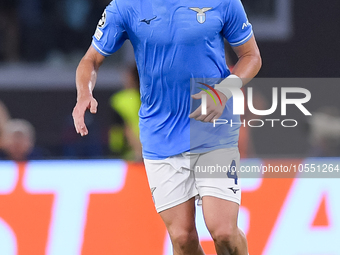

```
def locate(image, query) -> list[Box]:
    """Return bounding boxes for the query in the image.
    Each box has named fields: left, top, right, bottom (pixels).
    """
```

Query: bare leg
left=159, top=197, right=205, bottom=255
left=202, top=196, right=248, bottom=255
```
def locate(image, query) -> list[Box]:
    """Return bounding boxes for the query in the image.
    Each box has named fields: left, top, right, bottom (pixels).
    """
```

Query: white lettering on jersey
left=242, top=20, right=251, bottom=30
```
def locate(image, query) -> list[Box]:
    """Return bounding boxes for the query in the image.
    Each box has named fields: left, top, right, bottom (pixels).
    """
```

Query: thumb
left=191, top=91, right=204, bottom=99
left=90, top=98, right=98, bottom=114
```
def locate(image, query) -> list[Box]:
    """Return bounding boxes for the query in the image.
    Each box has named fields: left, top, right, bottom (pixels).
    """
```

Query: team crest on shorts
left=189, top=7, right=212, bottom=24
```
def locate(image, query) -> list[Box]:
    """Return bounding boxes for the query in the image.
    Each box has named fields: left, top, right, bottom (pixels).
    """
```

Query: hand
left=189, top=90, right=228, bottom=123
left=72, top=96, right=98, bottom=136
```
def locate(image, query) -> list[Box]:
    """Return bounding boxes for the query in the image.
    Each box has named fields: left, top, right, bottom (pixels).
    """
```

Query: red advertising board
left=0, top=159, right=338, bottom=255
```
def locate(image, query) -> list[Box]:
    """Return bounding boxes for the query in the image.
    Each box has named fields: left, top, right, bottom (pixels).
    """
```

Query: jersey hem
left=143, top=144, right=238, bottom=160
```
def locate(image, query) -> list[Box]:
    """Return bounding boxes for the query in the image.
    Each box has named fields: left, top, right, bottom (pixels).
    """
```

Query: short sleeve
left=91, top=1, right=128, bottom=56
left=222, top=0, right=253, bottom=47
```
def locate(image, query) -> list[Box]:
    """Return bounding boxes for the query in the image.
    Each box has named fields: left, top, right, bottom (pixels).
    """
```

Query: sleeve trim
left=91, top=41, right=112, bottom=56
left=229, top=30, right=253, bottom=46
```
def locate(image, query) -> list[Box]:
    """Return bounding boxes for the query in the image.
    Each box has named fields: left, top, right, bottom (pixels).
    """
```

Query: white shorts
left=144, top=148, right=241, bottom=213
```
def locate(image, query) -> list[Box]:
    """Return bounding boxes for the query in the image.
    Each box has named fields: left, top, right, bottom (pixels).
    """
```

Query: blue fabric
left=92, top=0, right=253, bottom=159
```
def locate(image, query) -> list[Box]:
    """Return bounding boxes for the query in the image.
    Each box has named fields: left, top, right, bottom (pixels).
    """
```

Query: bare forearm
left=230, top=36, right=262, bottom=86
left=232, top=53, right=262, bottom=86
left=76, top=58, right=98, bottom=100
left=73, top=46, right=104, bottom=136
left=75, top=46, right=105, bottom=100
left=213, top=37, right=261, bottom=102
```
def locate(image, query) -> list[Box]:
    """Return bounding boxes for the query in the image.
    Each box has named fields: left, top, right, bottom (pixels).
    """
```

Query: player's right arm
left=72, top=46, right=105, bottom=136
left=73, top=2, right=128, bottom=136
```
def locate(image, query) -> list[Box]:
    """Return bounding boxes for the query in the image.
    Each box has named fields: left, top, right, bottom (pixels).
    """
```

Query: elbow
left=79, top=46, right=105, bottom=72
left=78, top=56, right=100, bottom=74
left=254, top=48, right=262, bottom=74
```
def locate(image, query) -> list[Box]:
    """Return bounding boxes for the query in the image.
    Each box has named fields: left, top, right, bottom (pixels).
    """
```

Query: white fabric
left=144, top=148, right=241, bottom=213
left=215, top=74, right=243, bottom=99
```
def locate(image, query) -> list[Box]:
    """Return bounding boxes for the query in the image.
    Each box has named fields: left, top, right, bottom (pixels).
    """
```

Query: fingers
left=90, top=98, right=98, bottom=114
left=78, top=123, right=89, bottom=136
left=72, top=96, right=98, bottom=136
left=195, top=111, right=219, bottom=123
left=189, top=106, right=202, bottom=119
left=72, top=106, right=89, bottom=136
left=191, top=91, right=204, bottom=100
left=199, top=112, right=216, bottom=122
left=190, top=89, right=226, bottom=123
left=189, top=106, right=220, bottom=122
left=189, top=104, right=223, bottom=123
left=189, top=92, right=207, bottom=118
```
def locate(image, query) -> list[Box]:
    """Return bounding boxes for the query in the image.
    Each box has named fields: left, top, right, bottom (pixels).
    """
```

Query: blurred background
left=0, top=1, right=340, bottom=255
left=0, top=0, right=340, bottom=160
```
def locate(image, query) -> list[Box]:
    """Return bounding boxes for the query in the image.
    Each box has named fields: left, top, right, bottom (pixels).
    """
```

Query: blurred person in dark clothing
left=0, top=0, right=20, bottom=62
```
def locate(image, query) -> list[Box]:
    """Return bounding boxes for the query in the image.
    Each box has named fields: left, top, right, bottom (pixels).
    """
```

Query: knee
left=211, top=227, right=239, bottom=251
left=170, top=229, right=200, bottom=252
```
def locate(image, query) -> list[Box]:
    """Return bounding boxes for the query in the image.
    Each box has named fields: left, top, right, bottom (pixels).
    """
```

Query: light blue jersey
left=92, top=0, right=253, bottom=159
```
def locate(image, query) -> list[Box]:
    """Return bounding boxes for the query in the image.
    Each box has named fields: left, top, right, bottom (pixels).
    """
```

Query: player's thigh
left=159, top=197, right=197, bottom=238
left=194, top=148, right=241, bottom=235
left=202, top=196, right=239, bottom=237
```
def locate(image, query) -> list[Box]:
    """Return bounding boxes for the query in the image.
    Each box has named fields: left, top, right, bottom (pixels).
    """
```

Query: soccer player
left=73, top=0, right=261, bottom=254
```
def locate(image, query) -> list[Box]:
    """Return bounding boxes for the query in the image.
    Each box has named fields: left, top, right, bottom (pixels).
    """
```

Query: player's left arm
left=213, top=35, right=262, bottom=104
left=230, top=35, right=262, bottom=86
left=189, top=36, right=261, bottom=122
